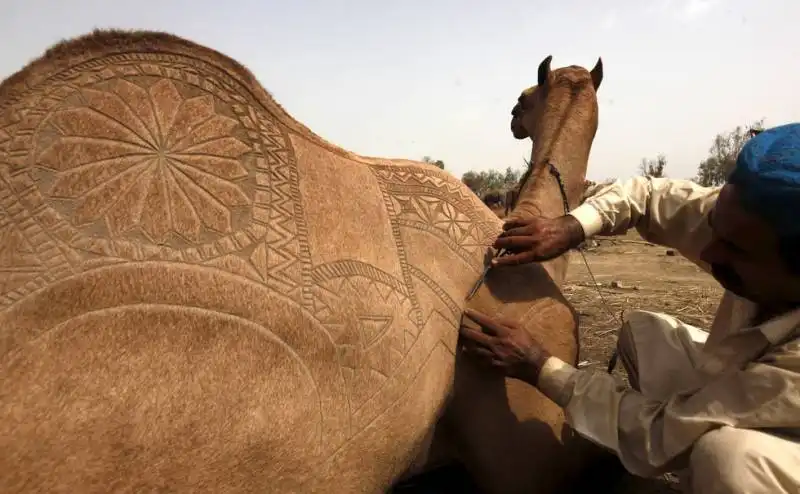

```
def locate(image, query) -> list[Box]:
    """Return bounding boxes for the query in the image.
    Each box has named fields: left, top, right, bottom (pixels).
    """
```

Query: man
left=460, top=123, right=800, bottom=494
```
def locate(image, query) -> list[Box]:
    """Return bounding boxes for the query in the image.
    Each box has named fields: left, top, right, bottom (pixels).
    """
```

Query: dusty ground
left=394, top=215, right=724, bottom=493
left=568, top=230, right=721, bottom=374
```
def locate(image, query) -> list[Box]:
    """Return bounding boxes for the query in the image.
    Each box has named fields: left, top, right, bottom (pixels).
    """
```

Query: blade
left=465, top=248, right=507, bottom=300
left=465, top=264, right=491, bottom=300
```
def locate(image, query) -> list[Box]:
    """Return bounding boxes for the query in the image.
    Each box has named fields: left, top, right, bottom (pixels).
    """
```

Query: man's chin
left=711, top=265, right=751, bottom=300
left=715, top=276, right=754, bottom=300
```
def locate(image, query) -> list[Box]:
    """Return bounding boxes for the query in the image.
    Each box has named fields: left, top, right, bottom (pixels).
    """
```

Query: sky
left=2, top=0, right=798, bottom=181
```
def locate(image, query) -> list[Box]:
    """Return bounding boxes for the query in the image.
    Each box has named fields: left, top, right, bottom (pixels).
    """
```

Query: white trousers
left=617, top=316, right=800, bottom=494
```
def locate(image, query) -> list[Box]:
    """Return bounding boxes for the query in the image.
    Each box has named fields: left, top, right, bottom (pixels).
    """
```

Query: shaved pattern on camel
left=372, top=165, right=500, bottom=265
left=0, top=54, right=316, bottom=309
left=0, top=33, right=501, bottom=492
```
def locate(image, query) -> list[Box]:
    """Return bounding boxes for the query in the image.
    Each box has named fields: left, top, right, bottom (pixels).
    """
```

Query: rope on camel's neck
left=537, top=160, right=624, bottom=373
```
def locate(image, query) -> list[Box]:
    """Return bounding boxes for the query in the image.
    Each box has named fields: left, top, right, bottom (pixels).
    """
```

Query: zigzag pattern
left=246, top=111, right=309, bottom=306
left=374, top=166, right=477, bottom=203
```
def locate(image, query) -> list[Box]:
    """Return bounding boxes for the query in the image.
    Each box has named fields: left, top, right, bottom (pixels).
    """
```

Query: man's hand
left=459, top=308, right=551, bottom=385
left=492, top=215, right=586, bottom=266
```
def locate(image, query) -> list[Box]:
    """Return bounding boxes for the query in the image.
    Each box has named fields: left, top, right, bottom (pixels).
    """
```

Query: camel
left=481, top=190, right=504, bottom=209
left=419, top=54, right=612, bottom=494
left=0, top=30, right=606, bottom=493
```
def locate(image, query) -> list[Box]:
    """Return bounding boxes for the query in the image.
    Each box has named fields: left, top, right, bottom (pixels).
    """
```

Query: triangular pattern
left=374, top=282, right=394, bottom=302
left=391, top=195, right=414, bottom=216
left=323, top=276, right=347, bottom=295
left=404, top=329, right=417, bottom=353
left=358, top=316, right=392, bottom=349
left=309, top=272, right=417, bottom=410
left=0, top=221, right=41, bottom=268
left=203, top=254, right=262, bottom=282
left=374, top=166, right=495, bottom=264
left=0, top=220, right=45, bottom=294
left=309, top=284, right=355, bottom=346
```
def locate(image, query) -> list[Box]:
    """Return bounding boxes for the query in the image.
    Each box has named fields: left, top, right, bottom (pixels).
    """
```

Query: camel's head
left=510, top=55, right=603, bottom=140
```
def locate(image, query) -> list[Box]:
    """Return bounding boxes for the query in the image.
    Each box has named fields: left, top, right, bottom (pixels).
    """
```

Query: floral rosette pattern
left=37, top=78, right=253, bottom=244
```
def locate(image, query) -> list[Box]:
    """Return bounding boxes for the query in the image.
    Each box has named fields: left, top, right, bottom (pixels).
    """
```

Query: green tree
left=638, top=154, right=667, bottom=178
left=461, top=170, right=484, bottom=195
left=695, top=118, right=765, bottom=186
left=460, top=169, right=506, bottom=197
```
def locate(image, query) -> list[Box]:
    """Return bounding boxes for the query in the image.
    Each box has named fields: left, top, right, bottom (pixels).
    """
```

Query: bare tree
left=422, top=156, right=445, bottom=169
left=638, top=154, right=667, bottom=178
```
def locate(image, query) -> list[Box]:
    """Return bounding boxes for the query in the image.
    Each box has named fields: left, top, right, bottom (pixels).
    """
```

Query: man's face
left=700, top=184, right=800, bottom=308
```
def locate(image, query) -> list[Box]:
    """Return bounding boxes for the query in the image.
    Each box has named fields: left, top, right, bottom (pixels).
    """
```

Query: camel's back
left=0, top=30, right=499, bottom=493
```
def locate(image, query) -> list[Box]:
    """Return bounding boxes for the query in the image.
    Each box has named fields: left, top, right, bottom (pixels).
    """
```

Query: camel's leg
left=437, top=262, right=605, bottom=494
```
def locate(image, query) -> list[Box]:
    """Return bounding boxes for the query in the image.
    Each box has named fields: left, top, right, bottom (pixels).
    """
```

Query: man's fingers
left=489, top=358, right=508, bottom=369
left=501, top=219, right=528, bottom=231
left=459, top=324, right=495, bottom=345
left=462, top=344, right=496, bottom=360
left=490, top=251, right=539, bottom=267
left=463, top=309, right=511, bottom=336
left=461, top=343, right=507, bottom=372
left=497, top=225, right=536, bottom=239
left=493, top=235, right=536, bottom=250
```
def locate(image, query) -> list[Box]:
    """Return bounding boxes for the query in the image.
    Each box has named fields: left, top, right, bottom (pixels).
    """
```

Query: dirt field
left=567, top=229, right=721, bottom=374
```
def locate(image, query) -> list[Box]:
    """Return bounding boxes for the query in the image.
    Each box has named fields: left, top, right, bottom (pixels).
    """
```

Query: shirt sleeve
left=568, top=177, right=721, bottom=270
left=536, top=353, right=800, bottom=478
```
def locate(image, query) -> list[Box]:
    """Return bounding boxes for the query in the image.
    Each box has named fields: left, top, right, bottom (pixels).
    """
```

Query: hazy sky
left=2, top=0, right=798, bottom=181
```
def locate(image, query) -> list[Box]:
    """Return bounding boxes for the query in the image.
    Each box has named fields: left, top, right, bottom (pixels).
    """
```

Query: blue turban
left=728, top=122, right=800, bottom=237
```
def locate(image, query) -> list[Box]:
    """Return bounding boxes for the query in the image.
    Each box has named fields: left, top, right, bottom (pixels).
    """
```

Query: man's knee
left=616, top=313, right=651, bottom=390
left=616, top=310, right=663, bottom=361
left=689, top=427, right=800, bottom=494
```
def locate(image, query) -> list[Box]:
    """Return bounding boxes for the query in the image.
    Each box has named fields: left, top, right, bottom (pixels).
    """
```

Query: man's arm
left=536, top=343, right=800, bottom=478
left=570, top=177, right=720, bottom=270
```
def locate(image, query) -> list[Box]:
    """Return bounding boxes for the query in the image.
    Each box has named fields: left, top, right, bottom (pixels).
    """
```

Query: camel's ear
left=590, top=57, right=603, bottom=90
left=537, top=55, right=553, bottom=86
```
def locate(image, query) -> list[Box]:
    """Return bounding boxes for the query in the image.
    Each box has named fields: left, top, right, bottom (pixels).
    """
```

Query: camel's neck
left=512, top=88, right=598, bottom=283
left=515, top=99, right=596, bottom=219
